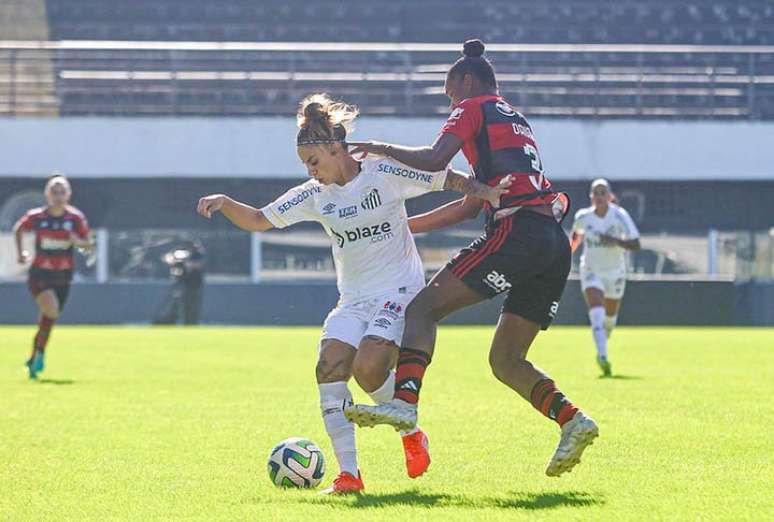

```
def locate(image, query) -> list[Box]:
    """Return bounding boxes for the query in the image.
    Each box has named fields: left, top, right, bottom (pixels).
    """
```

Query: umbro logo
left=322, top=202, right=337, bottom=215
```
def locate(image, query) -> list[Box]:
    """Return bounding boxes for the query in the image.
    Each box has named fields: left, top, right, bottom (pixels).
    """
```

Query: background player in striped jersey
left=13, top=174, right=92, bottom=379
left=571, top=178, right=641, bottom=377
left=197, top=93, right=509, bottom=494
left=344, top=39, right=598, bottom=478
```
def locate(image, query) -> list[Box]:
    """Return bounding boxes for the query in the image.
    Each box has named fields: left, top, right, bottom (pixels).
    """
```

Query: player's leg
left=603, top=299, right=620, bottom=338
left=28, top=288, right=61, bottom=377
left=488, top=312, right=598, bottom=477
left=317, top=302, right=369, bottom=494
left=316, top=338, right=363, bottom=494
left=583, top=282, right=611, bottom=376
left=492, top=218, right=598, bottom=477
left=345, top=268, right=485, bottom=431
left=603, top=275, right=625, bottom=339
left=353, top=334, right=430, bottom=478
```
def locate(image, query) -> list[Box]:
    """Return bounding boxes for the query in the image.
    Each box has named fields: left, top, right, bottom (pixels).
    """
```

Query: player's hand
left=69, top=232, right=93, bottom=250
left=348, top=141, right=391, bottom=159
left=599, top=234, right=618, bottom=246
left=197, top=194, right=227, bottom=218
left=17, top=250, right=30, bottom=264
left=484, top=174, right=513, bottom=208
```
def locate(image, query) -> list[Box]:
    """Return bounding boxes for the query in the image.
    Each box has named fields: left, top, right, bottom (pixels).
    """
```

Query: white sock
left=588, top=306, right=608, bottom=359
left=604, top=314, right=618, bottom=339
left=367, top=371, right=418, bottom=436
left=319, top=381, right=358, bottom=476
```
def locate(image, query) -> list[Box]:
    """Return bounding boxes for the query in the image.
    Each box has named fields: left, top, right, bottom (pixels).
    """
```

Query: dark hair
left=448, top=39, right=497, bottom=88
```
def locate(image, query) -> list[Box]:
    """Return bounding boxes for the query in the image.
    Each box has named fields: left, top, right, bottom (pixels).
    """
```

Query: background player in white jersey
left=197, top=93, right=508, bottom=494
left=571, top=178, right=640, bottom=377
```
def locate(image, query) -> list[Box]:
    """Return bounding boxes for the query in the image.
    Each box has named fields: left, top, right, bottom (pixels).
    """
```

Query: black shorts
left=27, top=269, right=72, bottom=310
left=447, top=211, right=571, bottom=329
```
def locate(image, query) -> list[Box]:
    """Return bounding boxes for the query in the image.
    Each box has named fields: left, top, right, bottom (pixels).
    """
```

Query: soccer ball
left=267, top=437, right=325, bottom=488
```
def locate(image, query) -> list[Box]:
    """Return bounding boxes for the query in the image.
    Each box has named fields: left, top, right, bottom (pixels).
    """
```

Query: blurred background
left=1, top=0, right=772, bottom=325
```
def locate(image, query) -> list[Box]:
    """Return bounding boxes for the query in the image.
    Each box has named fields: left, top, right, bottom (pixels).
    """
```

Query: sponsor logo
left=496, top=100, right=516, bottom=117
left=277, top=186, right=321, bottom=214
left=338, top=205, right=358, bottom=219
left=512, top=123, right=534, bottom=139
left=376, top=163, right=434, bottom=185
left=449, top=107, right=464, bottom=120
left=548, top=301, right=560, bottom=319
left=361, top=188, right=382, bottom=210
left=331, top=222, right=393, bottom=248
left=322, top=202, right=337, bottom=215
left=63, top=221, right=74, bottom=231
left=40, top=220, right=49, bottom=228
left=380, top=301, right=404, bottom=320
left=383, top=301, right=403, bottom=313
left=373, top=317, right=392, bottom=329
left=483, top=270, right=512, bottom=293
left=40, top=237, right=72, bottom=250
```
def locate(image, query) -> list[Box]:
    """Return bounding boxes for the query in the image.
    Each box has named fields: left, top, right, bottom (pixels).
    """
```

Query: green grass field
left=1, top=326, right=773, bottom=521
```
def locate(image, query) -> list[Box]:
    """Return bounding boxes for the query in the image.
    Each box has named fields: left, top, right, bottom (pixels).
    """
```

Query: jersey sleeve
left=260, top=182, right=321, bottom=229
left=616, top=207, right=640, bottom=239
left=16, top=210, right=37, bottom=231
left=372, top=158, right=447, bottom=200
left=75, top=213, right=91, bottom=237
left=439, top=99, right=483, bottom=143
left=572, top=210, right=587, bottom=233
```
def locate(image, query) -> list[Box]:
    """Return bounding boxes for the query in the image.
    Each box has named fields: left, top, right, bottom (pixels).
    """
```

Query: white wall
left=1, top=117, right=773, bottom=179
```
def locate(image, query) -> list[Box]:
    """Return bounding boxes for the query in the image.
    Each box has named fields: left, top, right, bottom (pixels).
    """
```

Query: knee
left=488, top=347, right=526, bottom=382
left=352, top=337, right=391, bottom=391
left=42, top=306, right=59, bottom=320
left=315, top=354, right=350, bottom=383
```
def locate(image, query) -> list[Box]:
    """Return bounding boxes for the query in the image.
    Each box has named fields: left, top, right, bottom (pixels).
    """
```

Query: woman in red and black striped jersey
left=13, top=174, right=92, bottom=379
left=345, top=40, right=598, bottom=477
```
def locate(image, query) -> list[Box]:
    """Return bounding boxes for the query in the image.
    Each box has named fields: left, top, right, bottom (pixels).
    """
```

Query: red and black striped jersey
left=440, top=95, right=556, bottom=211
left=17, top=206, right=90, bottom=272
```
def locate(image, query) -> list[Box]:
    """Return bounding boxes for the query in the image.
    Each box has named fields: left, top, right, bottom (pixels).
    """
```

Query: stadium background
left=1, top=0, right=773, bottom=326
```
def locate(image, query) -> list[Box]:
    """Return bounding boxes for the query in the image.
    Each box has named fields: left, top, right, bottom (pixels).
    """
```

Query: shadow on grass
left=304, top=489, right=602, bottom=511
left=598, top=374, right=642, bottom=380
left=36, top=378, right=76, bottom=385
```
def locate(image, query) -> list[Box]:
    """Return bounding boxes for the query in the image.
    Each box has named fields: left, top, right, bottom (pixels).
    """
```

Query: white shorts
left=320, top=288, right=420, bottom=350
left=580, top=269, right=627, bottom=300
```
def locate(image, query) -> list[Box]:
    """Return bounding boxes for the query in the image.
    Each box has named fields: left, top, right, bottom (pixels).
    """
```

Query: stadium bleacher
left=45, top=0, right=774, bottom=45
left=0, top=0, right=772, bottom=118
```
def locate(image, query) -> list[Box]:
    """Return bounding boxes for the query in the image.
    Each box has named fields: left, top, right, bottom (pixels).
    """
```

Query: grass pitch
left=1, top=326, right=772, bottom=521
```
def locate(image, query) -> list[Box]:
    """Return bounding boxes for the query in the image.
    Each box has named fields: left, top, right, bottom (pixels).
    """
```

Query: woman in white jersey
left=571, top=178, right=640, bottom=377
left=197, top=93, right=508, bottom=494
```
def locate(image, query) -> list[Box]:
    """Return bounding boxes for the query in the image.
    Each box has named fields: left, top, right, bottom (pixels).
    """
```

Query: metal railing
left=1, top=40, right=773, bottom=118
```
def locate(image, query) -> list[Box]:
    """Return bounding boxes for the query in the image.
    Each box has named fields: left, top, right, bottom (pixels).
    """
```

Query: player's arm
left=606, top=237, right=640, bottom=251
left=12, top=217, right=30, bottom=264
left=409, top=196, right=484, bottom=234
left=600, top=208, right=641, bottom=250
left=444, top=168, right=510, bottom=207
left=350, top=133, right=464, bottom=173
left=197, top=194, right=274, bottom=232
left=570, top=231, right=583, bottom=253
left=70, top=213, right=94, bottom=251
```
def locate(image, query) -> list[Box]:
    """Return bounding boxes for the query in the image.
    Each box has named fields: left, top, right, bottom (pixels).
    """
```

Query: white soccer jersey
left=261, top=157, right=447, bottom=301
left=572, top=203, right=640, bottom=274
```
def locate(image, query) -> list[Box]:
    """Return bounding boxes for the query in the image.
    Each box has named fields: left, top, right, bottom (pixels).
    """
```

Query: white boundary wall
left=1, top=117, right=773, bottom=180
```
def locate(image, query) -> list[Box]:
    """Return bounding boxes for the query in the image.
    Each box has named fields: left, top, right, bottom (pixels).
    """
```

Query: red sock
left=393, top=348, right=431, bottom=404
left=32, top=316, right=56, bottom=357
left=530, top=378, right=579, bottom=427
